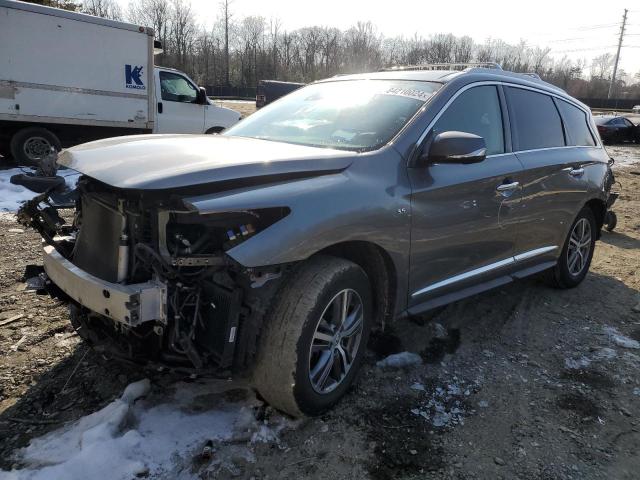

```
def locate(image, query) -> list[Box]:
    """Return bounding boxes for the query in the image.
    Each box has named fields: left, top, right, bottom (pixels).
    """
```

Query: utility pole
left=608, top=8, right=628, bottom=99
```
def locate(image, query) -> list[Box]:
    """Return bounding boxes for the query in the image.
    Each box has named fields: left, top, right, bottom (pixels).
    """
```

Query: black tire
left=10, top=127, right=61, bottom=167
left=205, top=126, right=225, bottom=134
left=545, top=207, right=597, bottom=289
left=605, top=211, right=617, bottom=232
left=252, top=255, right=372, bottom=417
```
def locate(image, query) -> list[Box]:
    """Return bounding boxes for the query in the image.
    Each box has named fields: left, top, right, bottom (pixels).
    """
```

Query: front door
left=408, top=84, right=523, bottom=308
left=154, top=70, right=205, bottom=134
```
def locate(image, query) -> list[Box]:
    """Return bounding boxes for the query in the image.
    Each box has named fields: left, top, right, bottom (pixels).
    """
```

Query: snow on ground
left=0, top=169, right=39, bottom=212
left=0, top=168, right=80, bottom=212
left=376, top=351, right=422, bottom=368
left=1, top=379, right=293, bottom=480
left=603, top=325, right=640, bottom=349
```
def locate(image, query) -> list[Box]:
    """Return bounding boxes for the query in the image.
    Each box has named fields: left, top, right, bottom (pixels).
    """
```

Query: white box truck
left=0, top=0, right=241, bottom=165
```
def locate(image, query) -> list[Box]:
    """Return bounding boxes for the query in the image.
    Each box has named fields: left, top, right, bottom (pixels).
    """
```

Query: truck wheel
left=10, top=127, right=61, bottom=167
left=252, top=255, right=372, bottom=417
left=544, top=207, right=596, bottom=289
left=205, top=126, right=225, bottom=134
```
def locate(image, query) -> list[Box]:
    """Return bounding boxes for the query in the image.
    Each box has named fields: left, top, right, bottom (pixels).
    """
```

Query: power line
left=550, top=45, right=618, bottom=54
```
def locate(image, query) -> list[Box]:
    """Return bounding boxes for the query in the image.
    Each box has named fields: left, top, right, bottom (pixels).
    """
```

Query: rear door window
left=506, top=87, right=565, bottom=151
left=432, top=85, right=505, bottom=155
left=556, top=100, right=596, bottom=147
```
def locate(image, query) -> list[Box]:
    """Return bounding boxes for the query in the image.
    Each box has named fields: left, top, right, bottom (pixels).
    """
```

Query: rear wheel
left=10, top=127, right=61, bottom=167
left=252, top=255, right=372, bottom=417
left=545, top=207, right=596, bottom=289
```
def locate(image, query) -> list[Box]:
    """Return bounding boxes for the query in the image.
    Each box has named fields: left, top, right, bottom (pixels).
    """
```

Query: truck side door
left=154, top=70, right=205, bottom=134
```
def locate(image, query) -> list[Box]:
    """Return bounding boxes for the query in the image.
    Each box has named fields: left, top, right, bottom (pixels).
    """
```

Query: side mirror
left=424, top=131, right=487, bottom=165
left=197, top=87, right=209, bottom=105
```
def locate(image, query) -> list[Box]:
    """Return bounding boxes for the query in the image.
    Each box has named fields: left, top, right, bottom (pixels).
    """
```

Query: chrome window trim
left=416, top=80, right=603, bottom=151
left=411, top=245, right=558, bottom=297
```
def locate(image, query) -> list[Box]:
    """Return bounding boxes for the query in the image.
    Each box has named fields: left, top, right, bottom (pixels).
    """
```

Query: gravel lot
left=0, top=108, right=639, bottom=478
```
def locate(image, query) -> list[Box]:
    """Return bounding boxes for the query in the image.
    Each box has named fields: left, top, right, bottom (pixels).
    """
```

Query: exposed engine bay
left=18, top=177, right=291, bottom=373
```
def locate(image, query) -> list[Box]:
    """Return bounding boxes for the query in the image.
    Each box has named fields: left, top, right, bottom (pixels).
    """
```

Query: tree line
left=23, top=0, right=640, bottom=99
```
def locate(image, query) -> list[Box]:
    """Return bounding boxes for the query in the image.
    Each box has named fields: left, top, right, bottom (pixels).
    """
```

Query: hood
left=58, top=134, right=354, bottom=190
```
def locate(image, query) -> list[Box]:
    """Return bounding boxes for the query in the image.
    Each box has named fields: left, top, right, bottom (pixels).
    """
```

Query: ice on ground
left=565, top=356, right=592, bottom=370
left=593, top=347, right=617, bottom=360
left=410, top=381, right=468, bottom=428
left=603, top=325, right=640, bottom=349
left=410, top=382, right=425, bottom=391
left=376, top=351, right=422, bottom=368
left=0, top=167, right=80, bottom=212
left=1, top=379, right=291, bottom=480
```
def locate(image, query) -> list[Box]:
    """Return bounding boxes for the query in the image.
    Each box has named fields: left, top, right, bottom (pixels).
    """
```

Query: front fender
left=182, top=153, right=412, bottom=271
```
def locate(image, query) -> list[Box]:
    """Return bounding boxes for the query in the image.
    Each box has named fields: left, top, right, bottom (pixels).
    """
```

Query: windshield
left=224, top=80, right=441, bottom=151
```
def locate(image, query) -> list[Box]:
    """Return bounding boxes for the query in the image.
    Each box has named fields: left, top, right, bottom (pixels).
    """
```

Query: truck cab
left=154, top=67, right=241, bottom=134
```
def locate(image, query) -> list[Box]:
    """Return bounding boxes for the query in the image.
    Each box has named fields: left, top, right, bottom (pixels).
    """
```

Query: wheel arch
left=584, top=197, right=606, bottom=239
left=315, top=240, right=396, bottom=331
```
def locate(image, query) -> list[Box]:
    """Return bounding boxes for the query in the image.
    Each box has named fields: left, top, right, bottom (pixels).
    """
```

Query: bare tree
left=82, top=0, right=122, bottom=20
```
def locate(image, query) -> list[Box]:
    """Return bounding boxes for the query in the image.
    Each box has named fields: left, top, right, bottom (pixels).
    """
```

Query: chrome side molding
left=411, top=245, right=558, bottom=297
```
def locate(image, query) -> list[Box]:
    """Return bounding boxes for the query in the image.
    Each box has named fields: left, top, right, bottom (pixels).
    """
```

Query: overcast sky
left=131, top=0, right=640, bottom=75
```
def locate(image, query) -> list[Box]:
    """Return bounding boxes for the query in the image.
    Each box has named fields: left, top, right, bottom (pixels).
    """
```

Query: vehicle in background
left=0, top=0, right=241, bottom=165
left=633, top=105, right=640, bottom=114
left=256, top=80, right=305, bottom=108
left=594, top=115, right=638, bottom=145
left=20, top=64, right=613, bottom=417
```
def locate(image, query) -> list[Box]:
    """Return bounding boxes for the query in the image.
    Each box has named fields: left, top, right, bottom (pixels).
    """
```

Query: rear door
left=154, top=70, right=205, bottom=133
left=506, top=87, right=592, bottom=259
left=408, top=84, right=524, bottom=307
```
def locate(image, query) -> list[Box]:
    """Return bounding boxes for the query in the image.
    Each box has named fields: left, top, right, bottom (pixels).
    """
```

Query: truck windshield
left=224, top=80, right=441, bottom=151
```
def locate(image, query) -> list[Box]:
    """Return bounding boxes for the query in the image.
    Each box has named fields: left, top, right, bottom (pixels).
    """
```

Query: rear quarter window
left=506, top=87, right=565, bottom=151
left=556, top=100, right=596, bottom=147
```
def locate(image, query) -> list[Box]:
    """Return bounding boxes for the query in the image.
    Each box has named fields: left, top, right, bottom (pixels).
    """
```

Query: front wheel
left=252, top=255, right=372, bottom=417
left=545, top=207, right=597, bottom=289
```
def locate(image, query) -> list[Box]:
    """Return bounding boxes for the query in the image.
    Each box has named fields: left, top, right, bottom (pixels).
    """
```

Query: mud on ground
left=0, top=164, right=639, bottom=479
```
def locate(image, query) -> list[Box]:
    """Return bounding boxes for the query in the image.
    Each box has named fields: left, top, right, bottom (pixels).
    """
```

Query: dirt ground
left=1, top=131, right=639, bottom=478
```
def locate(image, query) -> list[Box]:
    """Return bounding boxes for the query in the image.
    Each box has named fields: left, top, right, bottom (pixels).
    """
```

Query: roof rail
left=381, top=62, right=503, bottom=72
left=519, top=72, right=542, bottom=80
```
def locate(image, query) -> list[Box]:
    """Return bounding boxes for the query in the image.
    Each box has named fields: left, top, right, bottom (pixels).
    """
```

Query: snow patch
left=0, top=168, right=39, bottom=212
left=603, top=325, right=640, bottom=349
left=564, top=356, right=592, bottom=370
left=376, top=352, right=422, bottom=368
left=0, top=168, right=80, bottom=212
left=410, top=382, right=468, bottom=428
left=2, top=379, right=290, bottom=480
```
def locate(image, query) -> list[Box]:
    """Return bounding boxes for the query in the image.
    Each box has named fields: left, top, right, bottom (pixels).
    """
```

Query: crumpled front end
left=18, top=177, right=290, bottom=373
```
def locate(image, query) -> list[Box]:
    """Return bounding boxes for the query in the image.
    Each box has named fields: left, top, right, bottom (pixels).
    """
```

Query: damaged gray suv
left=20, top=64, right=614, bottom=417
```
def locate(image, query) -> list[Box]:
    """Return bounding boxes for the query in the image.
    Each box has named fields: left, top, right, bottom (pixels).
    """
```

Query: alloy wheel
left=567, top=218, right=592, bottom=276
left=308, top=288, right=364, bottom=394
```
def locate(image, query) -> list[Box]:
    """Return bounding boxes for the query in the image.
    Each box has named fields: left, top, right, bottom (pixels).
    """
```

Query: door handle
left=157, top=102, right=163, bottom=114
left=496, top=181, right=520, bottom=192
left=569, top=167, right=584, bottom=177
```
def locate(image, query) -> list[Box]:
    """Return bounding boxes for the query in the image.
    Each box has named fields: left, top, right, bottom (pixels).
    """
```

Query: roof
left=319, top=66, right=567, bottom=98
left=0, top=0, right=153, bottom=35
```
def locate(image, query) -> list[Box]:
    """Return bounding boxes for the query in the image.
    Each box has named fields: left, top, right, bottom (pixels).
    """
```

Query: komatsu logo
left=125, top=65, right=145, bottom=90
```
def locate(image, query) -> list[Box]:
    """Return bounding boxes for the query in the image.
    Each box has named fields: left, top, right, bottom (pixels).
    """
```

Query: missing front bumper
left=43, top=244, right=167, bottom=326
